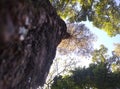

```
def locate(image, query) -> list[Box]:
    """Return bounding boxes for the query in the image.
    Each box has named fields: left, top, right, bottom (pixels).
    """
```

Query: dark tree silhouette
left=51, top=46, right=120, bottom=89
left=0, top=0, right=69, bottom=89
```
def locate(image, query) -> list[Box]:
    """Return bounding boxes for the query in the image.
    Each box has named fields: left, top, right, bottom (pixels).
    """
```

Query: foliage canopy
left=50, top=0, right=120, bottom=36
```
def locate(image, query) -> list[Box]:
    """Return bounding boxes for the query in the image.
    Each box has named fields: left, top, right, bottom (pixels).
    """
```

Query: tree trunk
left=0, top=0, right=68, bottom=89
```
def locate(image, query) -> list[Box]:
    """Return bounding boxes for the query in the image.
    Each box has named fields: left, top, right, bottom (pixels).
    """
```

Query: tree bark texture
left=0, top=0, right=68, bottom=89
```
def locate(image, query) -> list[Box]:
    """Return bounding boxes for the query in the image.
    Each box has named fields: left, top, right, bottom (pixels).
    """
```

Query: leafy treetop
left=50, top=0, right=120, bottom=36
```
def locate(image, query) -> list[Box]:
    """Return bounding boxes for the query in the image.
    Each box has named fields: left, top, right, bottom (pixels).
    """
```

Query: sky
left=52, top=21, right=120, bottom=75
left=55, top=20, right=120, bottom=68
left=82, top=0, right=120, bottom=55
left=79, top=0, right=120, bottom=66
left=115, top=0, right=120, bottom=6
left=75, top=20, right=120, bottom=67
left=82, top=20, right=120, bottom=55
left=74, top=0, right=120, bottom=67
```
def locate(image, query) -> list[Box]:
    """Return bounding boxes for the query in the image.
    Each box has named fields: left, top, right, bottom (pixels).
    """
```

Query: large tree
left=0, top=0, right=68, bottom=89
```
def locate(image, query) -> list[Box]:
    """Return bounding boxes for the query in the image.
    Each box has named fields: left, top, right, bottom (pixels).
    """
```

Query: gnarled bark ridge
left=0, top=0, right=68, bottom=89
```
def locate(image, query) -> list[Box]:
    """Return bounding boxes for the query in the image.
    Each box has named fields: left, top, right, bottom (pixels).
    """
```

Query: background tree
left=114, top=43, right=120, bottom=56
left=58, top=23, right=96, bottom=56
left=51, top=46, right=120, bottom=89
left=51, top=63, right=120, bottom=89
left=91, top=45, right=108, bottom=63
left=44, top=56, right=82, bottom=89
left=92, top=45, right=120, bottom=72
left=44, top=23, right=96, bottom=88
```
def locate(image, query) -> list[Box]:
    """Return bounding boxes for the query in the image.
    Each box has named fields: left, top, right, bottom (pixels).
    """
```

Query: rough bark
left=0, top=0, right=68, bottom=89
